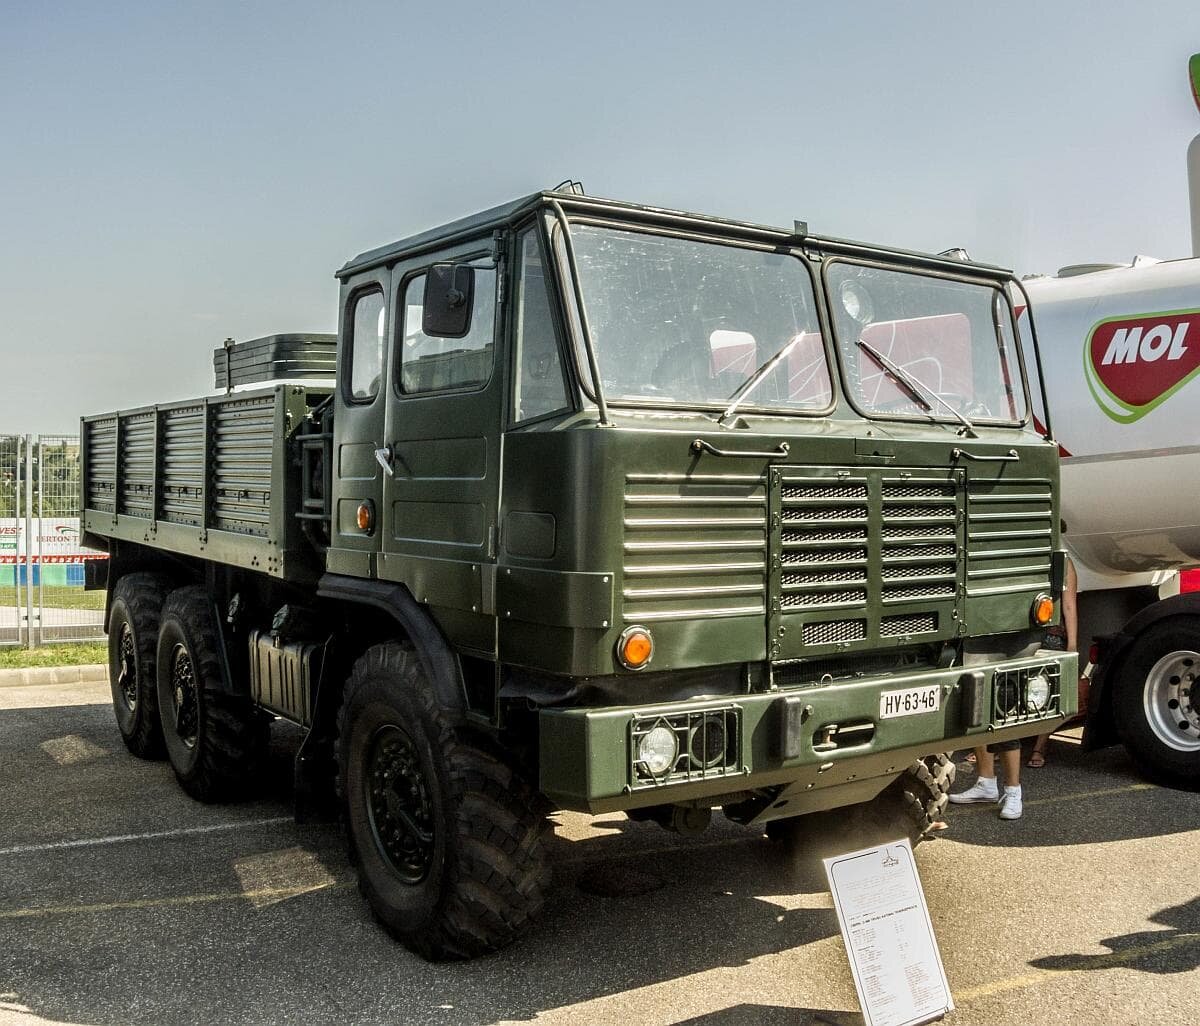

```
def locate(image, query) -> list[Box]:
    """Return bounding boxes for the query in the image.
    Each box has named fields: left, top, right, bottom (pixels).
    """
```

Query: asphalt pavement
left=1, top=678, right=1197, bottom=1026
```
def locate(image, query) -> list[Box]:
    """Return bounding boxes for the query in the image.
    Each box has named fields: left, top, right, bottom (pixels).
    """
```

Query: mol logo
left=1084, top=309, right=1200, bottom=422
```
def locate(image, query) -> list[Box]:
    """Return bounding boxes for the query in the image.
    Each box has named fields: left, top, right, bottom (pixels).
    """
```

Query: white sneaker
left=999, top=787, right=1023, bottom=820
left=949, top=777, right=999, bottom=804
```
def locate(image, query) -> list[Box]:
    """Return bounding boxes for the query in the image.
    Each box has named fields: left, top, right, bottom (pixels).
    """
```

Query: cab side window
left=348, top=290, right=386, bottom=402
left=513, top=228, right=569, bottom=422
left=400, top=263, right=497, bottom=394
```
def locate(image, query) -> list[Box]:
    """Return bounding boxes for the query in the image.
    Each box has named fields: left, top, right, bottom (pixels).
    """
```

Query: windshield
left=565, top=225, right=831, bottom=412
left=826, top=263, right=1027, bottom=425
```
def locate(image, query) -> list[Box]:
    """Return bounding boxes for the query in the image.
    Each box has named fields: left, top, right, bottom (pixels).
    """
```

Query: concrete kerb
left=0, top=664, right=108, bottom=689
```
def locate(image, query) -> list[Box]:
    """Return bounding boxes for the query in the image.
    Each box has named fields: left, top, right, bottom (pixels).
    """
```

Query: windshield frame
left=821, top=256, right=1032, bottom=430
left=550, top=215, right=837, bottom=419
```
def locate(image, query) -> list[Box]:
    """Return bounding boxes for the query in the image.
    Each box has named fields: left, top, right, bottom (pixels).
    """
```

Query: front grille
left=966, top=478, right=1054, bottom=598
left=773, top=468, right=962, bottom=655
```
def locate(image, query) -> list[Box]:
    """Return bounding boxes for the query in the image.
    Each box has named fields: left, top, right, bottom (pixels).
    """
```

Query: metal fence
left=1, top=434, right=106, bottom=647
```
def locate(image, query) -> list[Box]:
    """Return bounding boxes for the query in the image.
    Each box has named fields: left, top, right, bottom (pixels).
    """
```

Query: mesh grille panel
left=883, top=504, right=955, bottom=519
left=781, top=588, right=866, bottom=608
left=880, top=613, right=937, bottom=637
left=884, top=543, right=956, bottom=559
left=783, top=483, right=868, bottom=500
left=803, top=619, right=866, bottom=645
left=881, top=563, right=956, bottom=581
left=784, top=527, right=869, bottom=543
left=784, top=506, right=868, bottom=523
left=782, top=547, right=868, bottom=565
left=782, top=569, right=866, bottom=587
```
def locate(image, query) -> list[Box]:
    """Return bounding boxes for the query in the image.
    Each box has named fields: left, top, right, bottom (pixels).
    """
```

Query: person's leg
left=1028, top=733, right=1049, bottom=768
left=998, top=745, right=1023, bottom=820
left=950, top=747, right=999, bottom=803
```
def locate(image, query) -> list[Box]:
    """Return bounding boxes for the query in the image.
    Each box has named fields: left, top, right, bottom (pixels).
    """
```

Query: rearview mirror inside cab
left=422, top=264, right=475, bottom=338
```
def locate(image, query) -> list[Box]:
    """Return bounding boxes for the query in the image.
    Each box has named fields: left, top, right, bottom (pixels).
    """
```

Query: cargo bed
left=81, top=385, right=330, bottom=579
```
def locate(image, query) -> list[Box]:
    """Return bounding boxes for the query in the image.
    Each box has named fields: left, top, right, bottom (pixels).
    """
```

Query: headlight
left=637, top=725, right=678, bottom=776
left=688, top=714, right=727, bottom=769
left=1026, top=673, right=1052, bottom=712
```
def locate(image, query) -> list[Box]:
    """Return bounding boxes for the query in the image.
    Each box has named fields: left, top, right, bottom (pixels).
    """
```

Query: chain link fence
left=1, top=433, right=107, bottom=647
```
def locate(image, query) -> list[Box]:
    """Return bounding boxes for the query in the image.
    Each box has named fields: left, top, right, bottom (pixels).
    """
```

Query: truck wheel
left=156, top=586, right=266, bottom=802
left=767, top=754, right=955, bottom=854
left=1114, top=618, right=1200, bottom=791
left=107, top=573, right=171, bottom=759
left=337, top=642, right=550, bottom=961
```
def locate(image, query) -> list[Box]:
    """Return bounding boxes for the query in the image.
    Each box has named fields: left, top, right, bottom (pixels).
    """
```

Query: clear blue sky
left=2, top=1, right=1198, bottom=432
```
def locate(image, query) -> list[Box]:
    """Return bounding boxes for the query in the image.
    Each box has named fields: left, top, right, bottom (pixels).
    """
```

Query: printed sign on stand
left=824, top=838, right=952, bottom=1026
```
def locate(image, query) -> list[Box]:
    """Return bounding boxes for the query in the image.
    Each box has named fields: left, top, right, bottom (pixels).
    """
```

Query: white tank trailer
left=1014, top=75, right=1200, bottom=786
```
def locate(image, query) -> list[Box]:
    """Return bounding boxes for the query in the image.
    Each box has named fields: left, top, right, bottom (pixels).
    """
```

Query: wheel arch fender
left=1087, top=593, right=1200, bottom=750
left=316, top=573, right=468, bottom=714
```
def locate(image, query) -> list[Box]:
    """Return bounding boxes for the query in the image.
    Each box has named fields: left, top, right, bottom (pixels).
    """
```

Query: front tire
left=338, top=642, right=550, bottom=961
left=767, top=754, right=955, bottom=854
left=156, top=586, right=266, bottom=802
left=1114, top=617, right=1200, bottom=791
left=107, top=573, right=171, bottom=759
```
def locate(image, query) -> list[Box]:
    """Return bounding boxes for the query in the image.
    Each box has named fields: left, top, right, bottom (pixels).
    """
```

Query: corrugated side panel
left=622, top=472, right=767, bottom=624
left=966, top=477, right=1053, bottom=597
left=85, top=418, right=116, bottom=513
left=120, top=412, right=155, bottom=518
left=212, top=394, right=275, bottom=537
left=160, top=405, right=205, bottom=527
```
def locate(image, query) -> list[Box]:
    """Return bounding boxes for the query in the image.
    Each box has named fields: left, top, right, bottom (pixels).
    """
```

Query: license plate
left=879, top=685, right=941, bottom=719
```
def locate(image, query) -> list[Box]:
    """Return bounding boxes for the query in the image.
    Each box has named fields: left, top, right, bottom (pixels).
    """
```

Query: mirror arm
left=549, top=199, right=610, bottom=426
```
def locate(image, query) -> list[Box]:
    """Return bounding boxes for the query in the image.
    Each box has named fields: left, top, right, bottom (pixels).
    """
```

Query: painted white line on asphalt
left=0, top=816, right=294, bottom=858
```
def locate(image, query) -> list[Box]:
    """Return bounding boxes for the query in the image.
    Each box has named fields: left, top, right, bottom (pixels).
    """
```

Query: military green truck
left=81, top=188, right=1076, bottom=960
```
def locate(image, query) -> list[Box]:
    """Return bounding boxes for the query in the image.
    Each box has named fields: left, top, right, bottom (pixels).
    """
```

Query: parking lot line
left=0, top=816, right=293, bottom=858
left=950, top=781, right=1155, bottom=816
left=957, top=929, right=1200, bottom=1002
left=0, top=880, right=352, bottom=921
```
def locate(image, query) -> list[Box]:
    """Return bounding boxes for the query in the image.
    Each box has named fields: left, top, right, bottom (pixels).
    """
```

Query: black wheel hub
left=170, top=644, right=199, bottom=748
left=116, top=623, right=137, bottom=711
left=365, top=725, right=435, bottom=884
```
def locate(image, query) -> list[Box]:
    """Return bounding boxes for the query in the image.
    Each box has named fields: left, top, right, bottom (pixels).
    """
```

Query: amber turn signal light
left=1031, top=594, right=1054, bottom=626
left=617, top=626, right=654, bottom=671
left=356, top=500, right=375, bottom=534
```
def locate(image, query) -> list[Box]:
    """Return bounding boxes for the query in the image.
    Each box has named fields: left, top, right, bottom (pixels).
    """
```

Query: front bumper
left=539, top=650, right=1077, bottom=813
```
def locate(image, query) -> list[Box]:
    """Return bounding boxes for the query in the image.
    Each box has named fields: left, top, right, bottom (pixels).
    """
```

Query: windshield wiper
left=718, top=334, right=804, bottom=426
left=855, top=336, right=977, bottom=437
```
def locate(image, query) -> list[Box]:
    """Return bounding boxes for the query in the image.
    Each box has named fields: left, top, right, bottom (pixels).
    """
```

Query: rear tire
left=767, top=754, right=955, bottom=855
left=156, top=586, right=266, bottom=802
left=1114, top=617, right=1200, bottom=791
left=107, top=573, right=171, bottom=759
left=338, top=642, right=550, bottom=960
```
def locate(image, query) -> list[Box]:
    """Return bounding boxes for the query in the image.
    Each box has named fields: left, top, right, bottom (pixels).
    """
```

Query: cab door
left=377, top=234, right=505, bottom=654
left=327, top=267, right=391, bottom=577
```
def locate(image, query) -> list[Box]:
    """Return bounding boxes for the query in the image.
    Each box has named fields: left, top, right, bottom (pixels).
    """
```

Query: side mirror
left=422, top=264, right=475, bottom=338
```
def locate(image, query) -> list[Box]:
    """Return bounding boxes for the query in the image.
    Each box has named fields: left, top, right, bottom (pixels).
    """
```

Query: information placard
left=824, top=838, right=952, bottom=1026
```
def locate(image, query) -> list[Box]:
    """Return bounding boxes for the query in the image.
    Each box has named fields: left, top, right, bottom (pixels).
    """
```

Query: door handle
left=374, top=446, right=395, bottom=477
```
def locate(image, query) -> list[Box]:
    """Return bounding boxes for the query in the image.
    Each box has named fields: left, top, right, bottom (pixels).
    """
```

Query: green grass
left=0, top=641, right=107, bottom=668
left=1, top=585, right=105, bottom=611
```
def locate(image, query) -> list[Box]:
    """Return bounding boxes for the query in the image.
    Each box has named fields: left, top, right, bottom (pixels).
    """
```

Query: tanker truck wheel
left=766, top=754, right=955, bottom=855
left=107, top=573, right=171, bottom=759
left=1114, top=617, right=1200, bottom=791
left=337, top=642, right=550, bottom=961
left=155, top=586, right=267, bottom=802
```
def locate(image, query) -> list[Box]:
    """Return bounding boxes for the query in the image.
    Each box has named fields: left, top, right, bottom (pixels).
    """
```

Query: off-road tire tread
left=109, top=573, right=172, bottom=759
left=337, top=642, right=550, bottom=961
left=159, top=586, right=266, bottom=802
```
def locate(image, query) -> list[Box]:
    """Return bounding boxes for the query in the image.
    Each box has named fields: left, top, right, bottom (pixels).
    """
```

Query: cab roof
left=336, top=189, right=1012, bottom=281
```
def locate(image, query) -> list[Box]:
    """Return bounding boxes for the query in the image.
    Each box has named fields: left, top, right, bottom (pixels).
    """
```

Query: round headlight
left=637, top=724, right=678, bottom=776
left=1026, top=673, right=1052, bottom=712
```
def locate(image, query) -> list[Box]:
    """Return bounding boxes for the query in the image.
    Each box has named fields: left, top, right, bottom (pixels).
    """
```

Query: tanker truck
left=1018, top=256, right=1200, bottom=789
